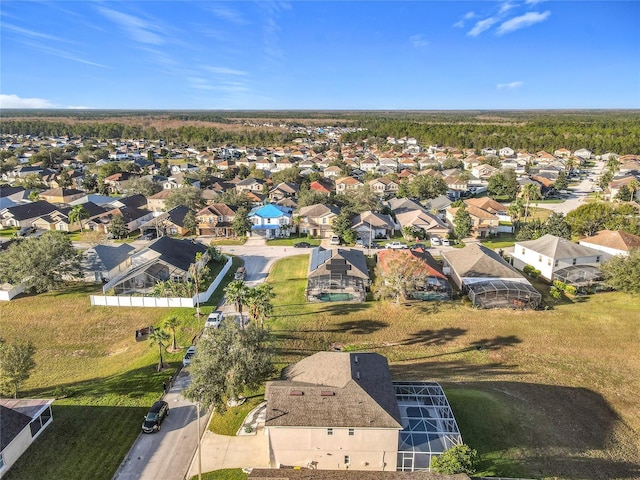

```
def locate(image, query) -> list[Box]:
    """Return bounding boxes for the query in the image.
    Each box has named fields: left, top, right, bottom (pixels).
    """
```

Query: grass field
left=266, top=255, right=640, bottom=480
left=0, top=256, right=242, bottom=480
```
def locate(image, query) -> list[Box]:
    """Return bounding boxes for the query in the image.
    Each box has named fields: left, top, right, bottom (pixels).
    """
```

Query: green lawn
left=264, top=256, right=640, bottom=480
left=208, top=395, right=264, bottom=435
left=480, top=234, right=516, bottom=249
left=0, top=257, right=242, bottom=480
left=189, top=469, right=247, bottom=480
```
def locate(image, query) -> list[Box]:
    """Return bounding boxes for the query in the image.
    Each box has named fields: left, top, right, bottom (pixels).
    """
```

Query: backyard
left=265, top=255, right=640, bottom=479
left=0, top=256, right=242, bottom=480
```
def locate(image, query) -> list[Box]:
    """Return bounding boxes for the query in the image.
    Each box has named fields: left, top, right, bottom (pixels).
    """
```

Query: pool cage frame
left=466, top=279, right=542, bottom=309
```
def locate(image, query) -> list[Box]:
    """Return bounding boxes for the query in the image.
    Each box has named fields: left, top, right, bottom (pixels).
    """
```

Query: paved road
left=112, top=371, right=209, bottom=480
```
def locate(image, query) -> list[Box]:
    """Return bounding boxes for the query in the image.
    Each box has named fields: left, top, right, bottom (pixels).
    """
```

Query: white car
left=441, top=238, right=450, bottom=246
left=430, top=237, right=441, bottom=247
left=205, top=311, right=224, bottom=328
left=330, top=235, right=340, bottom=245
left=182, top=346, right=196, bottom=366
left=385, top=241, right=408, bottom=249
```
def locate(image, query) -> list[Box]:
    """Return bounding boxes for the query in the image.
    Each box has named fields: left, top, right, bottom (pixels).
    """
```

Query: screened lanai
left=553, top=265, right=603, bottom=287
left=467, top=279, right=542, bottom=309
left=395, top=382, right=463, bottom=472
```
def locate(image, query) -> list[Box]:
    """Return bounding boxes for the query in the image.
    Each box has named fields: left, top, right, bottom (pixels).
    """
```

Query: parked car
left=141, top=400, right=169, bottom=433
left=441, top=238, right=450, bottom=246
left=294, top=241, right=312, bottom=248
left=430, top=237, right=441, bottom=247
left=330, top=235, right=340, bottom=245
left=182, top=346, right=196, bottom=366
left=234, top=267, right=246, bottom=281
left=205, top=311, right=224, bottom=328
left=17, top=226, right=36, bottom=237
left=385, top=241, right=408, bottom=249
left=142, top=231, right=157, bottom=240
left=355, top=238, right=364, bottom=246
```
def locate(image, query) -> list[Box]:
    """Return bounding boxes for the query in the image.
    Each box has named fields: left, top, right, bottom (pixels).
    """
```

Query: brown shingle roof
left=580, top=230, right=640, bottom=252
left=265, top=352, right=402, bottom=429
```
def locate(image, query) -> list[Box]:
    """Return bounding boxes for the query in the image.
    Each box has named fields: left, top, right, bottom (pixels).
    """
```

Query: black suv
left=142, top=400, right=169, bottom=433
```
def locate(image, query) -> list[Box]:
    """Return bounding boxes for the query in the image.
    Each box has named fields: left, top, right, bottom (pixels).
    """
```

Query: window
left=547, top=259, right=551, bottom=266
left=572, top=258, right=577, bottom=265
left=344, top=455, right=350, bottom=465
left=538, top=255, right=542, bottom=262
left=555, top=260, right=559, bottom=267
left=0, top=452, right=4, bottom=470
left=522, top=248, right=525, bottom=254
left=348, top=428, right=355, bottom=436
left=596, top=256, right=601, bottom=263
left=327, top=428, right=333, bottom=436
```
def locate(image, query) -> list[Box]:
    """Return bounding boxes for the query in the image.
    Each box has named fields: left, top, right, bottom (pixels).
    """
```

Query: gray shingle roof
left=148, top=236, right=207, bottom=272
left=517, top=234, right=601, bottom=260
left=442, top=243, right=524, bottom=279
left=308, top=247, right=369, bottom=280
left=265, top=352, right=402, bottom=429
left=84, top=244, right=135, bottom=272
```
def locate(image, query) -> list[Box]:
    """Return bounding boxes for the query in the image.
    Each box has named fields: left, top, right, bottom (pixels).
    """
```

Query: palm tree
left=224, top=280, right=249, bottom=322
left=253, top=284, right=275, bottom=329
left=68, top=204, right=89, bottom=232
left=188, top=252, right=209, bottom=317
left=164, top=316, right=180, bottom=351
left=149, top=328, right=170, bottom=372
left=629, top=178, right=639, bottom=202
left=519, top=183, right=541, bottom=220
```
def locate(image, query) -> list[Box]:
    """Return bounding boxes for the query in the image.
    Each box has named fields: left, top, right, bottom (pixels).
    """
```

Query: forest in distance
left=2, top=109, right=639, bottom=154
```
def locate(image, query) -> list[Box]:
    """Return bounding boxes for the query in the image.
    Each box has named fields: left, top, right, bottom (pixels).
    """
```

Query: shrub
left=523, top=265, right=541, bottom=278
left=430, top=444, right=478, bottom=475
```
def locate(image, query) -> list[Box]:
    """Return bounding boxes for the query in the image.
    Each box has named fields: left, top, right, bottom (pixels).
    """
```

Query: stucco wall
left=267, top=426, right=398, bottom=471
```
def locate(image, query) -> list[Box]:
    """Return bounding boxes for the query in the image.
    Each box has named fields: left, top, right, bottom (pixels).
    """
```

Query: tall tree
left=68, top=204, right=89, bottom=232
left=163, top=316, right=180, bottom=351
left=408, top=174, right=448, bottom=200
left=0, top=232, right=82, bottom=293
left=245, top=284, right=275, bottom=328
left=224, top=280, right=249, bottom=318
left=184, top=321, right=274, bottom=410
left=554, top=171, right=569, bottom=191
left=453, top=205, right=472, bottom=239
left=165, top=186, right=203, bottom=211
left=0, top=340, right=37, bottom=398
left=57, top=169, right=72, bottom=188
left=373, top=253, right=427, bottom=303
left=108, top=214, right=129, bottom=239
left=149, top=328, right=170, bottom=372
left=183, top=210, right=197, bottom=235
left=543, top=212, right=572, bottom=239
left=232, top=206, right=253, bottom=238
left=487, top=169, right=519, bottom=199
left=189, top=252, right=209, bottom=317
left=519, top=183, right=542, bottom=219
left=600, top=248, right=640, bottom=294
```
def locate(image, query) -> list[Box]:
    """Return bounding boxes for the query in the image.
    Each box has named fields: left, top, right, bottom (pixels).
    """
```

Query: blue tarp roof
left=249, top=204, right=290, bottom=219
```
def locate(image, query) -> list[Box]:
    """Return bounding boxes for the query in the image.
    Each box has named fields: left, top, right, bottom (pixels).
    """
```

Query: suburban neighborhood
left=1, top=113, right=639, bottom=480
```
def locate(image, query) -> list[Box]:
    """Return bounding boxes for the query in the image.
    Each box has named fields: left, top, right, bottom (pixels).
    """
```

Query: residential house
left=368, top=177, right=399, bottom=196
left=578, top=230, right=640, bottom=258
left=351, top=211, right=395, bottom=244
left=386, top=198, right=425, bottom=215
left=269, top=182, right=299, bottom=202
left=195, top=203, right=236, bottom=237
left=335, top=177, right=364, bottom=193
left=309, top=179, right=333, bottom=196
left=81, top=243, right=135, bottom=283
left=512, top=234, right=604, bottom=285
left=139, top=205, right=192, bottom=237
left=146, top=189, right=173, bottom=213
left=39, top=188, right=84, bottom=205
left=471, top=164, right=498, bottom=179
left=0, top=187, right=27, bottom=210
left=463, top=198, right=512, bottom=233
left=499, top=147, right=515, bottom=157
left=395, top=209, right=450, bottom=239
left=0, top=201, right=59, bottom=228
left=554, top=148, right=572, bottom=158
left=265, top=352, right=402, bottom=470
left=31, top=202, right=107, bottom=233
left=323, top=165, right=342, bottom=178
left=0, top=399, right=54, bottom=478
left=446, top=203, right=498, bottom=239
left=377, top=248, right=451, bottom=300
left=248, top=204, right=292, bottom=239
left=306, top=247, right=370, bottom=302
left=423, top=195, right=453, bottom=220
left=574, top=148, right=592, bottom=160
left=441, top=243, right=541, bottom=309
left=102, top=236, right=207, bottom=295
left=607, top=174, right=640, bottom=201
left=296, top=204, right=340, bottom=238
left=235, top=177, right=266, bottom=194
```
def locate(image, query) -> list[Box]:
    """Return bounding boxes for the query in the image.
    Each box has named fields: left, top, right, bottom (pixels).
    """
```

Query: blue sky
left=1, top=1, right=639, bottom=110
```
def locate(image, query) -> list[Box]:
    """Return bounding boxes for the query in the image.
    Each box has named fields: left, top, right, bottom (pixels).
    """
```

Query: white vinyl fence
left=90, top=255, right=232, bottom=308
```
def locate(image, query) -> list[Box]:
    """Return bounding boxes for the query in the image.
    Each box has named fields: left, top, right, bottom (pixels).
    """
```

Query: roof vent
left=289, top=390, right=304, bottom=396
left=356, top=371, right=360, bottom=380
left=320, top=391, right=335, bottom=396
left=354, top=355, right=359, bottom=363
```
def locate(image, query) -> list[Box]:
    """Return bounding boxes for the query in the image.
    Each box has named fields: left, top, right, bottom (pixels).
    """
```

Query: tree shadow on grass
left=438, top=380, right=640, bottom=480
left=332, top=319, right=389, bottom=335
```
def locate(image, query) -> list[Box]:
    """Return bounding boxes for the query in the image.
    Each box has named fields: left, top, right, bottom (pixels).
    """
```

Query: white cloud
left=2, top=23, right=65, bottom=42
left=98, top=7, right=164, bottom=45
left=453, top=11, right=476, bottom=28
left=66, top=105, right=91, bottom=110
left=499, top=2, right=516, bottom=14
left=525, top=0, right=547, bottom=4
left=0, top=94, right=57, bottom=108
left=468, top=17, right=499, bottom=37
left=410, top=34, right=429, bottom=48
left=208, top=6, right=248, bottom=25
left=205, top=66, right=248, bottom=76
left=497, top=11, right=551, bottom=35
left=497, top=81, right=524, bottom=89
